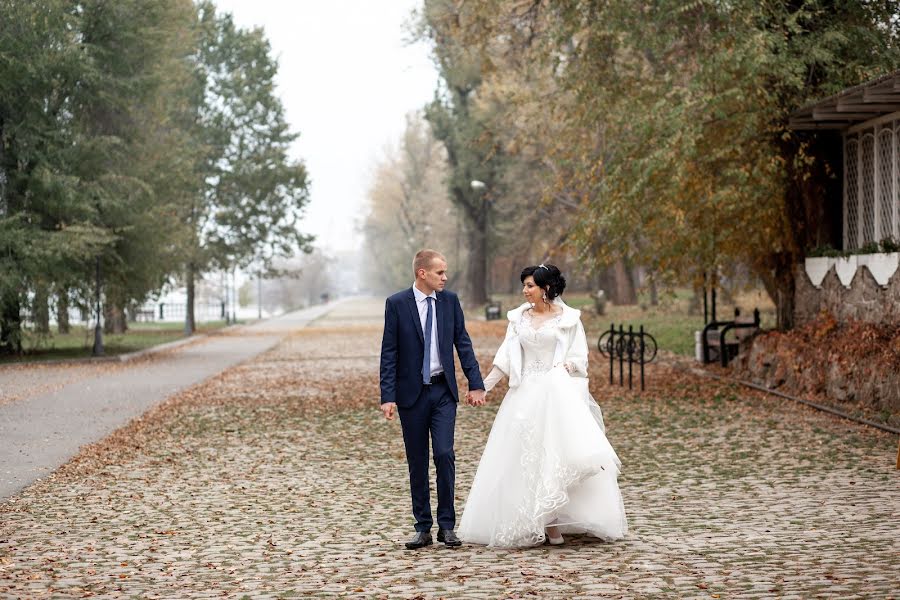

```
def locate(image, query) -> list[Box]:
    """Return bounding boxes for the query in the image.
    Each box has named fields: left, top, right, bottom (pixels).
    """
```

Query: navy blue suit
left=380, top=287, right=484, bottom=532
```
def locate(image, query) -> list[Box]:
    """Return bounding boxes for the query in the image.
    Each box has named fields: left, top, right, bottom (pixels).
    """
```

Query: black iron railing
left=598, top=324, right=658, bottom=391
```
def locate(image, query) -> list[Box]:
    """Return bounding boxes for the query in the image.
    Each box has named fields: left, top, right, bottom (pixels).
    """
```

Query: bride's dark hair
left=520, top=264, right=567, bottom=300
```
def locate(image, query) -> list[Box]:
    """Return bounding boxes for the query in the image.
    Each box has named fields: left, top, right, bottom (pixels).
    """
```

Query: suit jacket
left=380, top=287, right=484, bottom=408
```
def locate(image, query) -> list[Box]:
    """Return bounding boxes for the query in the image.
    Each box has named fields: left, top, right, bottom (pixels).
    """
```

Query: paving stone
left=0, top=298, right=897, bottom=598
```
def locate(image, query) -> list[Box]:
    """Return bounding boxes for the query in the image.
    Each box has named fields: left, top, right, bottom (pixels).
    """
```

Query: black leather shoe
left=405, top=531, right=433, bottom=550
left=437, top=529, right=462, bottom=547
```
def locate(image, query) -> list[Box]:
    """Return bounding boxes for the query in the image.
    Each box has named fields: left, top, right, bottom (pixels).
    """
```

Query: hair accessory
left=538, top=263, right=548, bottom=270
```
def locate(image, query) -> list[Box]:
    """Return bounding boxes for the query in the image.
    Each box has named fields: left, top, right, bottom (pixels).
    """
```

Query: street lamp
left=469, top=180, right=491, bottom=302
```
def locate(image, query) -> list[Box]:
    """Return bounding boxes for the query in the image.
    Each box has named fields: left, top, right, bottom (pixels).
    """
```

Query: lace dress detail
left=519, top=309, right=560, bottom=378
left=457, top=306, right=628, bottom=548
left=492, top=418, right=584, bottom=547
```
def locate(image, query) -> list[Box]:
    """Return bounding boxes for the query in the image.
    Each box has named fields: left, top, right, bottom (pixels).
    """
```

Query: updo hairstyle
left=520, top=264, right=567, bottom=300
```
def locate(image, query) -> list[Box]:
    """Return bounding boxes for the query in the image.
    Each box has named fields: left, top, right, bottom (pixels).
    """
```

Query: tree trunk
left=56, top=289, right=70, bottom=334
left=688, top=286, right=702, bottom=317
left=185, top=262, right=196, bottom=334
left=0, top=292, right=22, bottom=355
left=775, top=279, right=795, bottom=331
left=600, top=257, right=637, bottom=305
left=649, top=277, right=659, bottom=307
left=760, top=126, right=841, bottom=331
left=596, top=266, right=614, bottom=303
left=759, top=258, right=796, bottom=331
left=103, top=301, right=127, bottom=334
left=465, top=215, right=489, bottom=305
left=33, top=283, right=50, bottom=334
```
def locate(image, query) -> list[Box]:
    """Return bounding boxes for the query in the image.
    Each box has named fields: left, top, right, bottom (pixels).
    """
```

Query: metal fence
left=135, top=302, right=226, bottom=323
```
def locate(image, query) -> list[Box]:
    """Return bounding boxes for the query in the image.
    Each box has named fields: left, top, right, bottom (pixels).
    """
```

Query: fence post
left=608, top=323, right=614, bottom=386
left=639, top=324, right=646, bottom=391
left=627, top=325, right=633, bottom=390
left=618, top=324, right=624, bottom=386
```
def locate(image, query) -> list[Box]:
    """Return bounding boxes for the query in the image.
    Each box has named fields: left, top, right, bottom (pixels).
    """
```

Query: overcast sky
left=212, top=0, right=439, bottom=254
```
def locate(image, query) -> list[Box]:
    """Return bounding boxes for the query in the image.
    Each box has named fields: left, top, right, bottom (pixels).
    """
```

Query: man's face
left=419, top=258, right=448, bottom=293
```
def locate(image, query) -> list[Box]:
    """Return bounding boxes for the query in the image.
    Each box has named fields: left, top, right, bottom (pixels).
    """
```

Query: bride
left=458, top=264, right=628, bottom=547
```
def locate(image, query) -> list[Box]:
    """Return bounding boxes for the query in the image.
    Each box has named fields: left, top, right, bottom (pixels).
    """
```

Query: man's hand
left=468, top=389, right=486, bottom=407
left=381, top=402, right=397, bottom=420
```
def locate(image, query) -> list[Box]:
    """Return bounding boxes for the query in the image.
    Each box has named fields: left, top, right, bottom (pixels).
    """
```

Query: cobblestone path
left=1, top=298, right=897, bottom=598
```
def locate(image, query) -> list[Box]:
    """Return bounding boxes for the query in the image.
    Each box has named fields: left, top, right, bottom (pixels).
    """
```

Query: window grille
left=895, top=124, right=900, bottom=240
left=844, top=139, right=859, bottom=249
left=843, top=116, right=900, bottom=250
left=877, top=129, right=893, bottom=240
left=860, top=134, right=875, bottom=246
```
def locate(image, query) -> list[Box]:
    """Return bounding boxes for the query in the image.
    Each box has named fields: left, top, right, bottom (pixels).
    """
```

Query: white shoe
left=546, top=528, right=564, bottom=545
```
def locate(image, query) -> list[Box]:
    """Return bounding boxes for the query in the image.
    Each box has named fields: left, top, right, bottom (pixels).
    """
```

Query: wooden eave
left=789, top=69, right=900, bottom=131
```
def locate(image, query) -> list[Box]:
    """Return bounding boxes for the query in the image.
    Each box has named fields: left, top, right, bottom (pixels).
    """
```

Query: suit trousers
left=397, top=378, right=457, bottom=532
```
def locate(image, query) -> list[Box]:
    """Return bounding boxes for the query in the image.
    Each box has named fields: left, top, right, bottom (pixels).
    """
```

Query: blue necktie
left=422, top=296, right=433, bottom=384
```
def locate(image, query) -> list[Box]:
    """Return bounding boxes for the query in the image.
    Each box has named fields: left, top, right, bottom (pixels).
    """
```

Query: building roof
left=789, top=68, right=900, bottom=131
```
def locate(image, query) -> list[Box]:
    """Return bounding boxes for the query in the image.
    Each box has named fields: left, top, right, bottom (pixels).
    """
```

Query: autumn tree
left=415, top=0, right=513, bottom=304
left=425, top=0, right=900, bottom=328
left=362, top=112, right=462, bottom=294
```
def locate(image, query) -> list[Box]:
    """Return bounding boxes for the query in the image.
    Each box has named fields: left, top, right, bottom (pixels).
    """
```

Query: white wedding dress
left=458, top=299, right=628, bottom=547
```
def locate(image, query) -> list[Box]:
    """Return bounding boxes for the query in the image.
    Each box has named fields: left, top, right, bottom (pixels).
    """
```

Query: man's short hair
left=413, top=249, right=446, bottom=277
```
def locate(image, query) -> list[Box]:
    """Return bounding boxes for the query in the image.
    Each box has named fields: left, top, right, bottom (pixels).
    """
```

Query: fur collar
left=507, top=298, right=580, bottom=328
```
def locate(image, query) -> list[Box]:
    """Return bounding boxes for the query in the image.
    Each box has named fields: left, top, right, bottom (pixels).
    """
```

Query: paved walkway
left=0, top=302, right=336, bottom=499
left=0, top=297, right=897, bottom=598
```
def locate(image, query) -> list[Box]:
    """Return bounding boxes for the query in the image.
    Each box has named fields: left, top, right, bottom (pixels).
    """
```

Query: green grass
left=474, top=287, right=776, bottom=357
left=0, top=320, right=231, bottom=364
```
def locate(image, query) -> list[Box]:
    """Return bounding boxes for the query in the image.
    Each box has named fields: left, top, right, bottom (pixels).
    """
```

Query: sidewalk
left=0, top=301, right=337, bottom=500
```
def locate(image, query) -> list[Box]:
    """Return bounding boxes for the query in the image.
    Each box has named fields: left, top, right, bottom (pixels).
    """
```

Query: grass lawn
left=0, top=320, right=232, bottom=364
left=474, top=287, right=776, bottom=357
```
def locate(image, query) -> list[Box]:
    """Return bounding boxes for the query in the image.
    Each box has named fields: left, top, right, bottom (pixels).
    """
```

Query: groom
left=380, top=249, right=485, bottom=549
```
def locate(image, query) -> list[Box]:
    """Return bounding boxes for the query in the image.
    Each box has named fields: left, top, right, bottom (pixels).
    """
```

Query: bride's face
left=522, top=276, right=547, bottom=304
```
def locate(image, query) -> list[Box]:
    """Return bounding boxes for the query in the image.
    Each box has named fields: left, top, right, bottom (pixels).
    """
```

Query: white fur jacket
left=484, top=298, right=590, bottom=391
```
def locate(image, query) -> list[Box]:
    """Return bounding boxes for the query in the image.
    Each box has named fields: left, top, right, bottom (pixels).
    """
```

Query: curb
left=0, top=299, right=349, bottom=370
left=0, top=322, right=250, bottom=370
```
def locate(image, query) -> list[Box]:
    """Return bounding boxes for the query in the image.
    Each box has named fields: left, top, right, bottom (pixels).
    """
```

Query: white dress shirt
left=412, top=284, right=443, bottom=377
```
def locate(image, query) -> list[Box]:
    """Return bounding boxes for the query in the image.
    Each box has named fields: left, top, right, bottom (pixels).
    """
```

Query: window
left=843, top=114, right=900, bottom=250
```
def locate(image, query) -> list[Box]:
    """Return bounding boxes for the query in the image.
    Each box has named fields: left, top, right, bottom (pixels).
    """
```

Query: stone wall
left=795, top=262, right=900, bottom=326
left=734, top=314, right=900, bottom=422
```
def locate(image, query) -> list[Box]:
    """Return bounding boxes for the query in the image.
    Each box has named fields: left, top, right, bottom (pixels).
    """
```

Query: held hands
left=466, top=389, right=486, bottom=407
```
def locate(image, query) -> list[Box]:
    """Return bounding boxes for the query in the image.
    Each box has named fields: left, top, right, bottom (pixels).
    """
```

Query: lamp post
left=92, top=256, right=104, bottom=356
left=223, top=270, right=230, bottom=325
left=470, top=180, right=489, bottom=302
left=231, top=267, right=237, bottom=324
